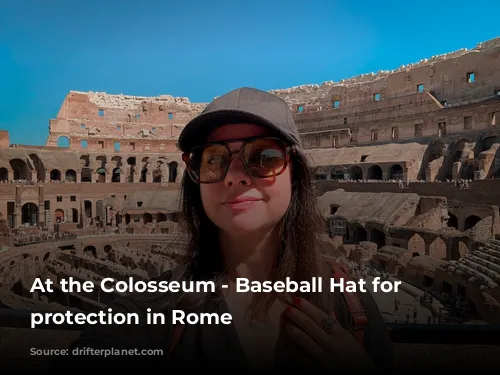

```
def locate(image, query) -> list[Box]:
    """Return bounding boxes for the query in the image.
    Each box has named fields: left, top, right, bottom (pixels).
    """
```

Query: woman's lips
left=223, top=197, right=262, bottom=211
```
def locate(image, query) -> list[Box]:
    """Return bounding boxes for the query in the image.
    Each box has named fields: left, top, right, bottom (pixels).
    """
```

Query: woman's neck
left=220, top=227, right=280, bottom=283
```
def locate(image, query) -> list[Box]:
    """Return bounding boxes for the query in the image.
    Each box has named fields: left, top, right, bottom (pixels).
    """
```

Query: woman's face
left=199, top=123, right=293, bottom=236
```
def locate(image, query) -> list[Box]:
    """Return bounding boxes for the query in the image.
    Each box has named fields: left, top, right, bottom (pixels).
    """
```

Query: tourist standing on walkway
left=54, top=87, right=393, bottom=374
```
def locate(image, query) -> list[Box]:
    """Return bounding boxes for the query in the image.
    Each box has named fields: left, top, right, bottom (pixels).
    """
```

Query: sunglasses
left=182, top=136, right=294, bottom=184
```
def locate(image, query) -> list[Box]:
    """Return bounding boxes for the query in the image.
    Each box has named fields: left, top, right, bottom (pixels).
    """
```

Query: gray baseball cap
left=177, top=87, right=301, bottom=152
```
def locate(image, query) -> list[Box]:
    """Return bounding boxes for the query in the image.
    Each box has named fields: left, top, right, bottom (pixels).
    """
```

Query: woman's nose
left=224, top=155, right=251, bottom=188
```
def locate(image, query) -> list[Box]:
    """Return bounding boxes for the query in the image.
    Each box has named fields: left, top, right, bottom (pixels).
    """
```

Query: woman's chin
left=222, top=213, right=270, bottom=235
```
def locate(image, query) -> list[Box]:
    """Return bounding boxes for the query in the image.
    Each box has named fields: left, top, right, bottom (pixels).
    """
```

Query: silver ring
left=321, top=316, right=336, bottom=333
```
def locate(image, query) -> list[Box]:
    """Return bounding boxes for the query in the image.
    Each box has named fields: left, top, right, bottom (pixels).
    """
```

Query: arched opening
left=83, top=246, right=97, bottom=258
left=429, top=237, right=446, bottom=259
left=112, top=168, right=120, bottom=182
left=127, top=157, right=136, bottom=182
left=407, top=233, right=425, bottom=254
left=389, top=164, right=403, bottom=180
left=331, top=168, right=344, bottom=180
left=447, top=213, right=458, bottom=229
left=464, top=215, right=481, bottom=231
left=96, top=168, right=106, bottom=183
left=9, top=158, right=31, bottom=180
left=57, top=136, right=70, bottom=148
left=315, top=168, right=327, bottom=180
left=352, top=225, right=367, bottom=242
left=21, top=203, right=38, bottom=226
left=81, top=168, right=92, bottom=182
left=50, top=169, right=61, bottom=181
left=65, top=169, right=77, bottom=182
left=370, top=229, right=386, bottom=249
left=144, top=213, right=153, bottom=224
left=156, top=213, right=167, bottom=222
left=72, top=208, right=78, bottom=223
left=84, top=200, right=92, bottom=218
left=0, top=167, right=8, bottom=181
left=367, top=165, right=383, bottom=180
left=350, top=166, right=363, bottom=180
left=54, top=209, right=64, bottom=223
left=169, top=162, right=178, bottom=182
left=125, top=214, right=131, bottom=225
left=104, top=245, right=112, bottom=253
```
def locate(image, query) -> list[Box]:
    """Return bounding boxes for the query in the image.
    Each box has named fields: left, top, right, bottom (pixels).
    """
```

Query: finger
left=284, top=321, right=324, bottom=359
left=292, top=297, right=345, bottom=336
left=292, top=296, right=333, bottom=327
left=285, top=307, right=331, bottom=347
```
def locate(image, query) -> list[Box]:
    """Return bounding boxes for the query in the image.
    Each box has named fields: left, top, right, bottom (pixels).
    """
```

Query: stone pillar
left=452, top=162, right=461, bottom=180
left=75, top=170, right=82, bottom=183
left=176, top=165, right=185, bottom=183
left=119, top=169, right=126, bottom=183
left=45, top=171, right=50, bottom=181
left=146, top=172, right=153, bottom=183
left=31, top=171, right=37, bottom=182
left=491, top=206, right=500, bottom=238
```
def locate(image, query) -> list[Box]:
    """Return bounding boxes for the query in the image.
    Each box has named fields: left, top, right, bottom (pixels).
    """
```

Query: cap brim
left=178, top=109, right=299, bottom=152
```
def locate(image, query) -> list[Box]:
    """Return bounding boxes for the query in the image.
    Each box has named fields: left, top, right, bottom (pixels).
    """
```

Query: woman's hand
left=283, top=296, right=375, bottom=370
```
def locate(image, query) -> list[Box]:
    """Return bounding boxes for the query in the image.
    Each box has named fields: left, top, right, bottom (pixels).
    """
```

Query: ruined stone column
left=75, top=170, right=82, bottom=183
left=452, top=162, right=461, bottom=180
left=491, top=206, right=500, bottom=238
left=176, top=165, right=185, bottom=183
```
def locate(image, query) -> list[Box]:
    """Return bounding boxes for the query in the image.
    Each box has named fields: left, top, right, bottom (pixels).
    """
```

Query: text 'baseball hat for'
left=177, top=87, right=301, bottom=152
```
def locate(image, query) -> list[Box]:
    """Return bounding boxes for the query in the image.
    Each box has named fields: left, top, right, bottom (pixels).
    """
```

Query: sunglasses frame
left=182, top=136, right=295, bottom=184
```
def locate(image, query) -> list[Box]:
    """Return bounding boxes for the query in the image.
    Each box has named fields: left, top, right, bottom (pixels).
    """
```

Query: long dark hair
left=177, top=146, right=329, bottom=320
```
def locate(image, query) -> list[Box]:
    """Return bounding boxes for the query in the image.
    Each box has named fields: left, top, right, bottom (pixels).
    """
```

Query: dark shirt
left=52, top=268, right=393, bottom=374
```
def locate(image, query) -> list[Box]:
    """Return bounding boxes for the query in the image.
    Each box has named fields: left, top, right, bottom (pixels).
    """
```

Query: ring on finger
left=321, top=316, right=337, bottom=333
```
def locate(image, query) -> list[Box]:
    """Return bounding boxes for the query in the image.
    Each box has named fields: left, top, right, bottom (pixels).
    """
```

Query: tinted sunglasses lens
left=188, top=144, right=230, bottom=183
left=243, top=139, right=287, bottom=177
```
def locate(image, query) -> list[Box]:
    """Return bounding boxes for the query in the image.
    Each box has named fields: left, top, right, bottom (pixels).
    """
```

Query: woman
left=54, top=87, right=393, bottom=373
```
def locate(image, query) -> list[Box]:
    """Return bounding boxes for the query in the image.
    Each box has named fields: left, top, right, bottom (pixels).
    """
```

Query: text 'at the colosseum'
left=1, top=36, right=500, bottom=334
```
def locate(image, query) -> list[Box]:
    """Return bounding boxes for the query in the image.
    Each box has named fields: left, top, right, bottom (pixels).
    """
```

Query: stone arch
left=351, top=225, right=367, bottom=242
left=389, top=164, right=403, bottom=180
left=350, top=166, right=362, bottom=180
left=407, top=233, right=425, bottom=254
left=21, top=202, right=38, bottom=226
left=367, top=165, right=383, bottom=180
left=464, top=215, right=481, bottom=230
left=331, top=167, right=344, bottom=180
left=84, top=200, right=92, bottom=218
left=9, top=158, right=30, bottom=180
left=72, top=208, right=78, bottom=223
left=144, top=213, right=153, bottom=224
left=429, top=237, right=446, bottom=259
left=57, top=136, right=70, bottom=148
left=65, top=169, right=77, bottom=182
left=156, top=213, right=167, bottom=222
left=83, top=245, right=97, bottom=257
left=81, top=168, right=92, bottom=182
left=169, top=162, right=178, bottom=182
left=315, top=167, right=328, bottom=180
left=370, top=229, right=385, bottom=249
left=96, top=167, right=106, bottom=183
left=54, top=209, right=64, bottom=223
left=112, top=167, right=120, bottom=182
left=50, top=169, right=61, bottom=181
left=127, top=157, right=136, bottom=182
left=447, top=213, right=458, bottom=229
left=0, top=167, right=8, bottom=180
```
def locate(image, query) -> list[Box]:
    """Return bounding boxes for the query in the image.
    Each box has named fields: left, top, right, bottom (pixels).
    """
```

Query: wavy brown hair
left=176, top=146, right=329, bottom=320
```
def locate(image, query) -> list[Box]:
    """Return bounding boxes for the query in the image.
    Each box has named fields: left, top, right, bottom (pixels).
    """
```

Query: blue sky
left=0, top=0, right=499, bottom=146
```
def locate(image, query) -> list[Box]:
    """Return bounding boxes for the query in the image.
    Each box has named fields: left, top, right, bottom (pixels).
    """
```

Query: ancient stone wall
left=45, top=91, right=208, bottom=150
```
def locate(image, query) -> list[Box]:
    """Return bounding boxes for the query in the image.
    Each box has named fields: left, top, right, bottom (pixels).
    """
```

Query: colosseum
left=1, top=37, right=500, bottom=370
